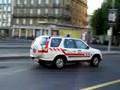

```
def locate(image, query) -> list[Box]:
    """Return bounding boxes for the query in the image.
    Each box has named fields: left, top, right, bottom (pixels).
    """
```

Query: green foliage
left=90, top=0, right=120, bottom=36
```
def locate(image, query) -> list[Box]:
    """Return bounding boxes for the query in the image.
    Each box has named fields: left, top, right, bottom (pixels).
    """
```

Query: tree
left=90, top=8, right=109, bottom=35
left=90, top=0, right=120, bottom=45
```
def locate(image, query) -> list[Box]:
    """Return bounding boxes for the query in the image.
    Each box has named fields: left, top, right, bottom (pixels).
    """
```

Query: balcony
left=13, top=12, right=71, bottom=20
left=14, top=4, right=49, bottom=9
left=47, top=13, right=71, bottom=20
left=14, top=3, right=64, bottom=9
left=13, top=13, right=47, bottom=18
left=52, top=3, right=61, bottom=8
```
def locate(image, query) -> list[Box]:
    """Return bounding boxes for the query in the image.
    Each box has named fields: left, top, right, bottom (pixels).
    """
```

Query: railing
left=14, top=3, right=69, bottom=9
left=13, top=12, right=71, bottom=20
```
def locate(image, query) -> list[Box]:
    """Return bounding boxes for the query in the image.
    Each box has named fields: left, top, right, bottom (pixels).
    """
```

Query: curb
left=102, top=51, right=120, bottom=55
left=0, top=54, right=30, bottom=60
left=0, top=47, right=30, bottom=49
left=0, top=52, right=120, bottom=60
left=0, top=56, right=30, bottom=60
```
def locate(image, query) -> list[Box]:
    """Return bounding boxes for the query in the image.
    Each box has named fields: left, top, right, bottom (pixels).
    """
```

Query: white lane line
left=81, top=79, right=120, bottom=90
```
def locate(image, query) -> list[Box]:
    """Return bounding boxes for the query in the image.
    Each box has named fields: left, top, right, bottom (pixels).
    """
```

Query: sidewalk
left=0, top=38, right=32, bottom=43
left=0, top=46, right=30, bottom=49
left=0, top=53, right=30, bottom=59
left=0, top=51, right=120, bottom=59
left=102, top=51, right=120, bottom=55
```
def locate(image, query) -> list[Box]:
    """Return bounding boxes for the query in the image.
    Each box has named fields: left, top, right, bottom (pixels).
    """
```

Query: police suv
left=30, top=36, right=102, bottom=69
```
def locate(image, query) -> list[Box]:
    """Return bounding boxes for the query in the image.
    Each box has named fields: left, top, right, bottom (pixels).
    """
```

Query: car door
left=63, top=39, right=79, bottom=61
left=74, top=39, right=91, bottom=60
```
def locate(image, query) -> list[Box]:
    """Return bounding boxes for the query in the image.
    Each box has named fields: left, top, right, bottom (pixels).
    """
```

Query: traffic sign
left=108, top=9, right=117, bottom=24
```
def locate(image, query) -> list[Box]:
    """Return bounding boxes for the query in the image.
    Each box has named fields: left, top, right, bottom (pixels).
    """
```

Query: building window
left=45, top=9, right=48, bottom=14
left=8, top=16, right=11, bottom=22
left=30, top=19, right=33, bottom=25
left=55, top=9, right=59, bottom=15
left=0, top=1, right=2, bottom=4
left=16, top=19, right=19, bottom=24
left=17, top=9, right=20, bottom=14
left=23, top=19, right=26, bottom=24
left=3, top=6, right=7, bottom=11
left=7, top=22, right=10, bottom=26
left=3, top=23, right=6, bottom=27
left=0, top=15, right=2, bottom=19
left=3, top=15, right=7, bottom=19
left=38, top=0, right=41, bottom=4
left=7, top=6, right=11, bottom=11
left=31, top=0, right=34, bottom=5
left=54, top=19, right=58, bottom=22
left=0, top=22, right=1, bottom=26
left=17, top=0, right=21, bottom=4
left=3, top=0, right=7, bottom=4
left=24, top=0, right=27, bottom=5
left=30, top=9, right=33, bottom=14
left=23, top=9, right=27, bottom=14
left=37, top=9, right=41, bottom=15
left=46, top=0, right=49, bottom=4
left=8, top=0, right=11, bottom=4
left=56, top=0, right=59, bottom=5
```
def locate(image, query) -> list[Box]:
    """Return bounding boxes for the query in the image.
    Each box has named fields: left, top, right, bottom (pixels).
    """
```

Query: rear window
left=41, top=37, right=48, bottom=45
left=50, top=38, right=62, bottom=47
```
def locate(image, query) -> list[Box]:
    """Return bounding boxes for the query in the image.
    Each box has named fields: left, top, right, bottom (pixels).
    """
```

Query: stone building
left=0, top=0, right=12, bottom=38
left=11, top=0, right=87, bottom=39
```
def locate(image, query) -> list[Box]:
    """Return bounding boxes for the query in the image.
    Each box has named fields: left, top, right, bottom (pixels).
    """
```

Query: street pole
left=108, top=27, right=112, bottom=51
left=108, top=0, right=115, bottom=51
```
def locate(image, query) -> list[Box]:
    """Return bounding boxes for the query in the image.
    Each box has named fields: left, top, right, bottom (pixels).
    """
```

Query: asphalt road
left=0, top=55, right=120, bottom=90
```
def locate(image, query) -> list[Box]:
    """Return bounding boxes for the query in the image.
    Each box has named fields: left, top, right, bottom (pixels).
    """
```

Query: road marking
left=81, top=79, right=120, bottom=90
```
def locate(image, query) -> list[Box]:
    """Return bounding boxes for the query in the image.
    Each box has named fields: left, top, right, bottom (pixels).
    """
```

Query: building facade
left=12, top=0, right=87, bottom=39
left=0, top=0, right=12, bottom=38
left=72, top=0, right=87, bottom=26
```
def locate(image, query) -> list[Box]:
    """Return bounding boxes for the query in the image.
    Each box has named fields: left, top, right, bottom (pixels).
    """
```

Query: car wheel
left=54, top=57, right=65, bottom=69
left=90, top=56, right=100, bottom=67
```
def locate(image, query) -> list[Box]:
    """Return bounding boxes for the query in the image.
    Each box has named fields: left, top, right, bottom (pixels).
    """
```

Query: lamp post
left=108, top=0, right=116, bottom=51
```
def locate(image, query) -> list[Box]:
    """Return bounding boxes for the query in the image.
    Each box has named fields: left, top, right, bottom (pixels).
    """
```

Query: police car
left=30, top=36, right=102, bottom=69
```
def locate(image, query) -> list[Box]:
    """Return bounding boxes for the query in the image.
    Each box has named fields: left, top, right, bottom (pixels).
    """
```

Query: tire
left=90, top=56, right=100, bottom=67
left=54, top=57, right=65, bottom=69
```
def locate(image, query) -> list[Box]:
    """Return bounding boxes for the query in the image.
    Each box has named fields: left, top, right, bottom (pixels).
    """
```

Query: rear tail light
left=38, top=38, right=49, bottom=53
left=45, top=41, right=49, bottom=49
left=45, top=38, right=50, bottom=49
left=33, top=49, right=36, bottom=53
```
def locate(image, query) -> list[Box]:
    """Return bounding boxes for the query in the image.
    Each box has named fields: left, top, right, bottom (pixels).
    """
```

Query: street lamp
left=108, top=0, right=116, bottom=51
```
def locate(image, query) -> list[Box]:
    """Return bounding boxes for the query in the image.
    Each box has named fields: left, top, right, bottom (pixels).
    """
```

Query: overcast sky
left=87, top=0, right=104, bottom=15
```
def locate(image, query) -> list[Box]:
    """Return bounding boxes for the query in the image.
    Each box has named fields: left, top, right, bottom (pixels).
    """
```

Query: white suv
left=30, top=36, right=102, bottom=68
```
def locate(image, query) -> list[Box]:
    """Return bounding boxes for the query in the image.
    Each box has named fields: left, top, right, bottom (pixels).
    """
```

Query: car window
left=64, top=39, right=76, bottom=48
left=50, top=38, right=62, bottom=47
left=40, top=37, right=48, bottom=45
left=75, top=40, right=88, bottom=49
